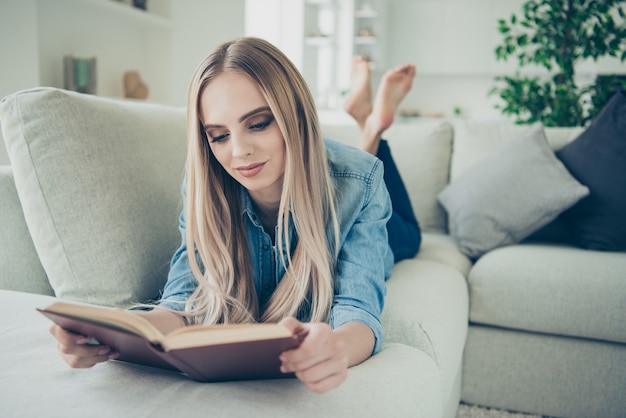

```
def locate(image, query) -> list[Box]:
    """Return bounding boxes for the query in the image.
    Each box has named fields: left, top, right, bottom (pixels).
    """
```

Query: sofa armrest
left=0, top=166, right=53, bottom=295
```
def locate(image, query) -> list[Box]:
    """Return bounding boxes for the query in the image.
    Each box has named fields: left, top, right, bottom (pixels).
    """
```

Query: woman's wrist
left=333, top=321, right=375, bottom=367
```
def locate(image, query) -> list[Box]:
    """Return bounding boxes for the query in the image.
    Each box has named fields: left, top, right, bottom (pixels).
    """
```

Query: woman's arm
left=278, top=318, right=374, bottom=394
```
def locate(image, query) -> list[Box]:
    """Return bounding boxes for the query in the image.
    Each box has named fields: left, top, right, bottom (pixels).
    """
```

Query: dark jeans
left=377, top=139, right=422, bottom=262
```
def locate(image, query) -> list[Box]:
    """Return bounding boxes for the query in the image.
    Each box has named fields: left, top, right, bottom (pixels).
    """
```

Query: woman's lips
left=236, top=162, right=265, bottom=178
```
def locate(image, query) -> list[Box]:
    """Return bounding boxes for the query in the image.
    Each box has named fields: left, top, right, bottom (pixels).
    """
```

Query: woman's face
left=199, top=71, right=286, bottom=205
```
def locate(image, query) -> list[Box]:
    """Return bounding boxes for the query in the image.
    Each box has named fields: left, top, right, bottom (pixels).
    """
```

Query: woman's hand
left=49, top=308, right=184, bottom=369
left=278, top=317, right=375, bottom=393
left=49, top=324, right=118, bottom=368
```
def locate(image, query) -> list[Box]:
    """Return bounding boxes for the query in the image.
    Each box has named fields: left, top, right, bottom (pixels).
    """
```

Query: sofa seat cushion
left=468, top=244, right=626, bottom=344
left=0, top=88, right=187, bottom=307
left=0, top=289, right=444, bottom=418
left=0, top=166, right=52, bottom=295
left=321, top=121, right=453, bottom=234
left=417, top=232, right=472, bottom=277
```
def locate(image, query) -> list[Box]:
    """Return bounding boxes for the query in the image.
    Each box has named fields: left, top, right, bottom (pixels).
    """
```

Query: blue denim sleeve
left=159, top=207, right=199, bottom=311
left=328, top=159, right=392, bottom=355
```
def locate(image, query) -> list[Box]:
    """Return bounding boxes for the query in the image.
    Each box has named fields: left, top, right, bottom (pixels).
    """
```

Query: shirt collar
left=240, top=187, right=297, bottom=248
left=240, top=188, right=264, bottom=228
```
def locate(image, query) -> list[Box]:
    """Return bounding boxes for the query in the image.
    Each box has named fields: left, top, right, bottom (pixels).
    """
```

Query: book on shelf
left=38, top=301, right=301, bottom=382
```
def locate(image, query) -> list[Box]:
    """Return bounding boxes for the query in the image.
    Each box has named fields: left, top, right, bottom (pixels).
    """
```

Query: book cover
left=38, top=302, right=301, bottom=382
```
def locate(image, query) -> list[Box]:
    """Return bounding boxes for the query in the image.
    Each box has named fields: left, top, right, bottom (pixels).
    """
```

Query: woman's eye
left=250, top=118, right=273, bottom=131
left=209, top=132, right=228, bottom=143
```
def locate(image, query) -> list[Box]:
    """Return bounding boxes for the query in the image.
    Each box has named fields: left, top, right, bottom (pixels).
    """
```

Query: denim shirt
left=161, top=139, right=393, bottom=354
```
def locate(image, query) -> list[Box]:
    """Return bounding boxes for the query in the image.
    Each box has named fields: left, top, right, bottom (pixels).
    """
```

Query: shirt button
left=262, top=244, right=269, bottom=251
left=263, top=285, right=270, bottom=291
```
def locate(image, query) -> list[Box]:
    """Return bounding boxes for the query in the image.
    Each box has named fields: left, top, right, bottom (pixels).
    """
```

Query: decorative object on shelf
left=63, top=55, right=97, bottom=95
left=123, top=70, right=149, bottom=100
left=490, top=0, right=626, bottom=127
left=132, top=0, right=147, bottom=11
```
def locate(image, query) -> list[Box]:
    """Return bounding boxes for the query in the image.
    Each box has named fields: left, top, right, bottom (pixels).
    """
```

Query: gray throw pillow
left=0, top=88, right=187, bottom=307
left=438, top=123, right=589, bottom=259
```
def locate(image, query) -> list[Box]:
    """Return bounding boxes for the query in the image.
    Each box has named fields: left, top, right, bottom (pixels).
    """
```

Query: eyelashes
left=250, top=116, right=274, bottom=131
left=207, top=115, right=275, bottom=143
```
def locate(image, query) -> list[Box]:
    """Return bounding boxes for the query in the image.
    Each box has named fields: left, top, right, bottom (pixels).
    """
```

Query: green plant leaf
left=491, top=0, right=626, bottom=126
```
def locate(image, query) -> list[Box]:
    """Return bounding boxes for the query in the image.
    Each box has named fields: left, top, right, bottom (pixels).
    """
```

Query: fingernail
left=75, top=337, right=89, bottom=345
left=97, top=347, right=111, bottom=355
left=108, top=352, right=119, bottom=360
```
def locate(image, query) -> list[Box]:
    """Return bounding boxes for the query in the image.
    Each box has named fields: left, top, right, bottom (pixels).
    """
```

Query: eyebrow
left=203, top=106, right=272, bottom=130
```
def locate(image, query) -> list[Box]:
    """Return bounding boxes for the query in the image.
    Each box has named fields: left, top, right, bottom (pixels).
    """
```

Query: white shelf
left=354, top=36, right=376, bottom=44
left=306, top=0, right=333, bottom=5
left=305, top=36, right=333, bottom=46
left=61, top=0, right=171, bottom=29
left=355, top=10, right=377, bottom=18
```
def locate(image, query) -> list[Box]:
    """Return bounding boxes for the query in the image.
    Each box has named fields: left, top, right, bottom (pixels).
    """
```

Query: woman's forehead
left=200, top=72, right=269, bottom=122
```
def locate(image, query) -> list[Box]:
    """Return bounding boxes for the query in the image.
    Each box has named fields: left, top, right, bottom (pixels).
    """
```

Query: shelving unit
left=302, top=0, right=339, bottom=109
left=243, top=0, right=387, bottom=111
left=35, top=0, right=173, bottom=103
left=352, top=0, right=380, bottom=65
left=300, top=0, right=387, bottom=110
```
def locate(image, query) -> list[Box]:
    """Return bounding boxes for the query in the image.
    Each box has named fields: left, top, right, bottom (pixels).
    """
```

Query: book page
left=162, top=323, right=294, bottom=350
left=41, top=301, right=165, bottom=342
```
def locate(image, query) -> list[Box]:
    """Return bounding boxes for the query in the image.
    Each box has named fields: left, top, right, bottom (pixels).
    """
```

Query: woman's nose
left=231, top=133, right=254, bottom=158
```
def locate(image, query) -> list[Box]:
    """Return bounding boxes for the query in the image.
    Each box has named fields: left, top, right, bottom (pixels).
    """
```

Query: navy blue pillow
left=555, top=88, right=626, bottom=251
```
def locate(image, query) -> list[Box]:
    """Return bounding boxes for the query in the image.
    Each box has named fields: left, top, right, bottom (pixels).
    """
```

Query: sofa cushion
left=438, top=124, right=589, bottom=259
left=417, top=232, right=472, bottom=277
left=468, top=243, right=626, bottom=344
left=0, top=88, right=187, bottom=307
left=321, top=121, right=453, bottom=234
left=0, top=166, right=53, bottom=296
left=1, top=290, right=444, bottom=418
left=555, top=88, right=626, bottom=251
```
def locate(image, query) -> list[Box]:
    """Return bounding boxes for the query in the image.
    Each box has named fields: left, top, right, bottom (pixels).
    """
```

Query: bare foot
left=344, top=56, right=372, bottom=129
left=361, top=63, right=416, bottom=154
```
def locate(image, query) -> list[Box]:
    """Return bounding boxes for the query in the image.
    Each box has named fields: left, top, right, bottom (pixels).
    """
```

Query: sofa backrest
left=321, top=121, right=454, bottom=234
left=449, top=119, right=584, bottom=181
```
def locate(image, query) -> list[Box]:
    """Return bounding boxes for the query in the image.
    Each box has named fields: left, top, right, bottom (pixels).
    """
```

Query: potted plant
left=490, top=0, right=626, bottom=126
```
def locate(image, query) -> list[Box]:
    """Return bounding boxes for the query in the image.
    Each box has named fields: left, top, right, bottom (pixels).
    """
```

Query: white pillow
left=0, top=88, right=187, bottom=306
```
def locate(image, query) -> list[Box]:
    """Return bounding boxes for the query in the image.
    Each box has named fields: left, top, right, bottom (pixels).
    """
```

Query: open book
left=38, top=301, right=301, bottom=382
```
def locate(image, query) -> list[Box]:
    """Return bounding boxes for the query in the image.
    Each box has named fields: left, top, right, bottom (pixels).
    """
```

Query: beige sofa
left=0, top=87, right=624, bottom=418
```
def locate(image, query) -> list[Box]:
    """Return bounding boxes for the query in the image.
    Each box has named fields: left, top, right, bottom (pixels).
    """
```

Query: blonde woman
left=50, top=37, right=419, bottom=394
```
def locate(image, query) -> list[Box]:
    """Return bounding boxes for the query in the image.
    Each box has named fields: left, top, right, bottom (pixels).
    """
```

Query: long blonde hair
left=184, top=37, right=339, bottom=325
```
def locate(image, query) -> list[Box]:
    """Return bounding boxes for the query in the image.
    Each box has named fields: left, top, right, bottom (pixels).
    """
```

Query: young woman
left=50, top=37, right=420, bottom=394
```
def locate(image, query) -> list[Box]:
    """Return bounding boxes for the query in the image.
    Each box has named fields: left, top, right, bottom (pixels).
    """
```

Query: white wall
left=170, top=0, right=245, bottom=107
left=0, top=0, right=40, bottom=165
left=1, top=0, right=625, bottom=167
left=385, top=0, right=626, bottom=120
left=0, top=0, right=245, bottom=166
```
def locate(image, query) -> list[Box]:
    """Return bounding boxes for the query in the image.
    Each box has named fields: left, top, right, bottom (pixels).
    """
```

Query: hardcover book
left=38, top=301, right=301, bottom=382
